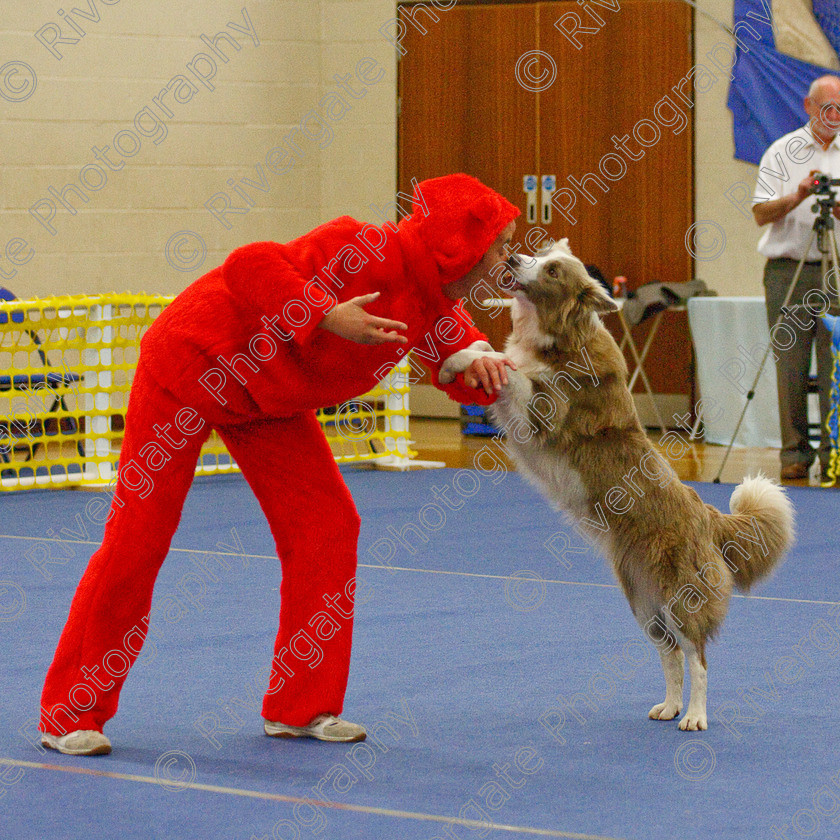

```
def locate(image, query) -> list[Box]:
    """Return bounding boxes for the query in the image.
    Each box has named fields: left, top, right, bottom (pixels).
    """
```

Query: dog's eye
left=547, top=265, right=558, bottom=278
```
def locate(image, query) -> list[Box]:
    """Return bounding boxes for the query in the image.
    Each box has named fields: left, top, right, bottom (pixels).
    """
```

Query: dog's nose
left=506, top=254, right=523, bottom=269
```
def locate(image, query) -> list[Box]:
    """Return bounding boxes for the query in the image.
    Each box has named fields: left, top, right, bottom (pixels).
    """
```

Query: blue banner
left=728, top=0, right=840, bottom=164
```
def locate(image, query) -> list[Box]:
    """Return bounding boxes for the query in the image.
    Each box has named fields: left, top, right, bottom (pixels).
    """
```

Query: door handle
left=523, top=175, right=538, bottom=224
left=541, top=175, right=556, bottom=225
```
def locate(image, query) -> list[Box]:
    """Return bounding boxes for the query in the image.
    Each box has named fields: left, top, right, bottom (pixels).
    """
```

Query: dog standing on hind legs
left=481, top=239, right=795, bottom=731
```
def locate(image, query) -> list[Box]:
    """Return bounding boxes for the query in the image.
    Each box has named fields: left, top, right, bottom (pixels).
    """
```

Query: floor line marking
left=355, top=564, right=840, bottom=607
left=358, top=563, right=619, bottom=589
left=1, top=534, right=836, bottom=607
left=0, top=757, right=625, bottom=840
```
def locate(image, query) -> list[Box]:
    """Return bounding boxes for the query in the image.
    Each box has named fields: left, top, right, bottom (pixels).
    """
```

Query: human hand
left=796, top=174, right=816, bottom=203
left=319, top=292, right=408, bottom=345
left=464, top=356, right=517, bottom=396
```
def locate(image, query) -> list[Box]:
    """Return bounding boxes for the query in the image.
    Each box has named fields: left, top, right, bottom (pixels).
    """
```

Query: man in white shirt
left=752, top=75, right=840, bottom=481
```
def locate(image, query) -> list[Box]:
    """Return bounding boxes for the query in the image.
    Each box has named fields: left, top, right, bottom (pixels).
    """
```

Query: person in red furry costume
left=38, top=173, right=519, bottom=755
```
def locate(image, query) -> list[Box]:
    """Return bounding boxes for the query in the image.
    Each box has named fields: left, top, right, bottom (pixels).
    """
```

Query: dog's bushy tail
left=714, top=474, right=795, bottom=592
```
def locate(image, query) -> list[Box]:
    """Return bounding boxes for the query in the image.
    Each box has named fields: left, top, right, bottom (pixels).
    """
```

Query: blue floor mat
left=1, top=470, right=838, bottom=840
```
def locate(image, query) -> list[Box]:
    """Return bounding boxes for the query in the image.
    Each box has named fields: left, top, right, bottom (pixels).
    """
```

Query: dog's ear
left=576, top=283, right=619, bottom=316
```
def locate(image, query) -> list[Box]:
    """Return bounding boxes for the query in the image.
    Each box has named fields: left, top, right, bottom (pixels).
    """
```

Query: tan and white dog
left=488, top=239, right=795, bottom=731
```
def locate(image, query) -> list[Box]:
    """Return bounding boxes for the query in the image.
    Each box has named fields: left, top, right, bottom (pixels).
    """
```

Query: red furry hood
left=397, top=174, right=521, bottom=285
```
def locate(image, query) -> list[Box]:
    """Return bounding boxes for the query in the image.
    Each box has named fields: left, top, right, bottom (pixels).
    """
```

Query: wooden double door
left=398, top=0, right=694, bottom=397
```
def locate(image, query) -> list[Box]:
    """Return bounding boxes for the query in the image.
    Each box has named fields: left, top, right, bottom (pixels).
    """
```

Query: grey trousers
left=763, top=258, right=833, bottom=468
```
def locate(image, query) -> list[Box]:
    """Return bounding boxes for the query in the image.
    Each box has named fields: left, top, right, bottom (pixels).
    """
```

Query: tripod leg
left=713, top=229, right=818, bottom=483
left=828, top=231, right=840, bottom=311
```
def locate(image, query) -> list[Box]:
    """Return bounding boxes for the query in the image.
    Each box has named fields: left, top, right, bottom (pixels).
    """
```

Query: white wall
left=694, top=0, right=768, bottom=297
left=0, top=0, right=397, bottom=299
left=0, top=0, right=786, bottom=301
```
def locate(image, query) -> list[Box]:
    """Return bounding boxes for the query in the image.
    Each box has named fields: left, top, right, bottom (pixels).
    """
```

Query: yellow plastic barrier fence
left=0, top=294, right=417, bottom=492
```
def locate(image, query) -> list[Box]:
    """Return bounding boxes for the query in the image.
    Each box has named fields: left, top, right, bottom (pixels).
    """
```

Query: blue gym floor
left=1, top=469, right=839, bottom=839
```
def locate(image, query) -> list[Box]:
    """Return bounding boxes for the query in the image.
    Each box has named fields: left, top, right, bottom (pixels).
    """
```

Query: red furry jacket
left=141, top=174, right=520, bottom=422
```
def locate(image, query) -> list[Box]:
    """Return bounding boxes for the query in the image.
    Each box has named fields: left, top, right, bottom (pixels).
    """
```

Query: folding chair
left=0, top=287, right=84, bottom=471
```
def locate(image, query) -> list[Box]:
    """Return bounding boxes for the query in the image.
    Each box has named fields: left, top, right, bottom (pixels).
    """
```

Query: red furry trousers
left=39, top=362, right=361, bottom=735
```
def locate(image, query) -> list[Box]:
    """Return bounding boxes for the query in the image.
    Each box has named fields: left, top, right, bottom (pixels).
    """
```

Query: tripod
left=713, top=187, right=840, bottom=484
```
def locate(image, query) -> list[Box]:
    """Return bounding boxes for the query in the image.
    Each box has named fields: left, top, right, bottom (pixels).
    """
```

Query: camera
left=809, top=172, right=840, bottom=195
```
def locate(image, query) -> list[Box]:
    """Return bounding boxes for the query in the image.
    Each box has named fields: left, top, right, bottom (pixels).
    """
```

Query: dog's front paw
left=491, top=369, right=534, bottom=434
left=498, top=368, right=533, bottom=405
left=648, top=701, right=682, bottom=721
left=678, top=711, right=708, bottom=731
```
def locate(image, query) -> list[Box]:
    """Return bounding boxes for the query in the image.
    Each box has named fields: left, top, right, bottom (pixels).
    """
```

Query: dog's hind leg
left=628, top=597, right=685, bottom=722
left=675, top=634, right=708, bottom=731
left=648, top=645, right=684, bottom=721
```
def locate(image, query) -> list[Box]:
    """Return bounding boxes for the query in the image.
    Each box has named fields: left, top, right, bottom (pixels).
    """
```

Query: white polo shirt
left=752, top=123, right=840, bottom=261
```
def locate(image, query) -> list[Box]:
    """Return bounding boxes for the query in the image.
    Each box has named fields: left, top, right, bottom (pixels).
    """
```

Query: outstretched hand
left=319, top=292, right=408, bottom=345
left=464, top=356, right=517, bottom=396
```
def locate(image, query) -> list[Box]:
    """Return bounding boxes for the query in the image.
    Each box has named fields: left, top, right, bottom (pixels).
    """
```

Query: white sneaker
left=41, top=729, right=112, bottom=756
left=264, top=713, right=366, bottom=743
